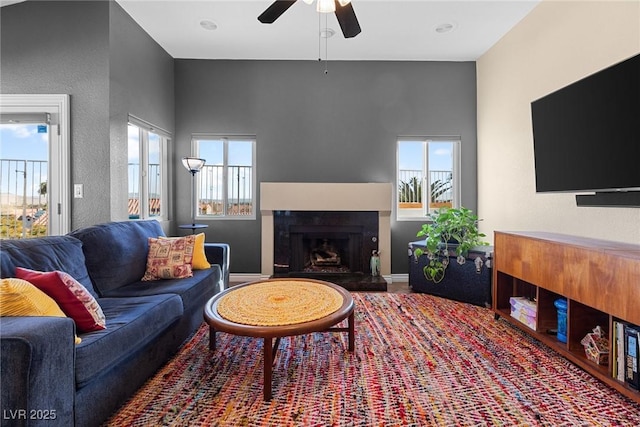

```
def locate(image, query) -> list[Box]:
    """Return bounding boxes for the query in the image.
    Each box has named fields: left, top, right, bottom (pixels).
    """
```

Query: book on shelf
left=612, top=321, right=618, bottom=379
left=624, top=323, right=639, bottom=390
left=615, top=321, right=625, bottom=382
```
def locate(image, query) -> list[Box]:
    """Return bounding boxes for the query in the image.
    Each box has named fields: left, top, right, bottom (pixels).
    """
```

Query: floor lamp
left=179, top=157, right=208, bottom=233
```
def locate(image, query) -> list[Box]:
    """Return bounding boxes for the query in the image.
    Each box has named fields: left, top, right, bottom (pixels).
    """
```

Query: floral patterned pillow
left=142, top=235, right=196, bottom=281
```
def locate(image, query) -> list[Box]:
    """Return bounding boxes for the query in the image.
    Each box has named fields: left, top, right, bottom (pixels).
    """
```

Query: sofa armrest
left=204, top=243, right=230, bottom=290
left=1, top=317, right=75, bottom=427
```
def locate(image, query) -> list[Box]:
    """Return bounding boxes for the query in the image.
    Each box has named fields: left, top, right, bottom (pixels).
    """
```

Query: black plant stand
left=408, top=241, right=493, bottom=307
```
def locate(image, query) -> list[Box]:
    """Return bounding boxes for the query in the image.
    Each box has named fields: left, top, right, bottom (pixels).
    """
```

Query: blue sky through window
left=0, top=124, right=48, bottom=196
left=399, top=140, right=453, bottom=172
left=0, top=124, right=47, bottom=160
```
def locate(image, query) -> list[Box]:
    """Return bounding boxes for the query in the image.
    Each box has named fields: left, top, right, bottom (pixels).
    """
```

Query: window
left=397, top=138, right=460, bottom=220
left=193, top=135, right=256, bottom=219
left=128, top=116, right=169, bottom=220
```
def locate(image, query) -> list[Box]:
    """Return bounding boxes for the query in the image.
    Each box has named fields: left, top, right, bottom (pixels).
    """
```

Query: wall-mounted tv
left=531, top=54, right=640, bottom=207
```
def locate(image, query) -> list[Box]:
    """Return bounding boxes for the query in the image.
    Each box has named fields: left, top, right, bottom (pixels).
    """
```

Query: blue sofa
left=0, top=220, right=229, bottom=427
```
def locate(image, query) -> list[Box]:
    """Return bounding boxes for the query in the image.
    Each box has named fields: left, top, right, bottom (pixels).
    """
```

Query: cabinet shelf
left=493, top=231, right=640, bottom=404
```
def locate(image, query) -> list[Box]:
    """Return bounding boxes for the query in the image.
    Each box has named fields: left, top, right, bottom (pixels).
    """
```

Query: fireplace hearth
left=272, top=211, right=387, bottom=291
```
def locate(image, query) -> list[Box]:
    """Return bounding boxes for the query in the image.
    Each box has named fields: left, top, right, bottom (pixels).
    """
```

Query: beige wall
left=477, top=0, right=640, bottom=245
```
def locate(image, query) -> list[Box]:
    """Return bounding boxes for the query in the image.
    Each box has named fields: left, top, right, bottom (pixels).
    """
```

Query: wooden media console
left=493, top=231, right=640, bottom=403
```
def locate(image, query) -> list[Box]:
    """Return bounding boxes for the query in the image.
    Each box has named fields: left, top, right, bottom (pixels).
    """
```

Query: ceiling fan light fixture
left=258, top=0, right=360, bottom=38
left=302, top=0, right=351, bottom=6
left=317, top=0, right=335, bottom=13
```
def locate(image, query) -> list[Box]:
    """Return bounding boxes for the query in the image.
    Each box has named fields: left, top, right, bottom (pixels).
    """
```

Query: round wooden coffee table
left=203, top=278, right=355, bottom=400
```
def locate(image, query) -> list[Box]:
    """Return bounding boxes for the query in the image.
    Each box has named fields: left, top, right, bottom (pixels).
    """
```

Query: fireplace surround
left=260, top=183, right=392, bottom=289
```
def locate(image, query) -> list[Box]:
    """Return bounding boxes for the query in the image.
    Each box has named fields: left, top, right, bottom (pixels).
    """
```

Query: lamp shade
left=182, top=157, right=206, bottom=173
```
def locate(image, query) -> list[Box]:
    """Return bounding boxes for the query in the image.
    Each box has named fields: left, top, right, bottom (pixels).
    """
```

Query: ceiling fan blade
left=258, top=0, right=298, bottom=24
left=334, top=1, right=361, bottom=38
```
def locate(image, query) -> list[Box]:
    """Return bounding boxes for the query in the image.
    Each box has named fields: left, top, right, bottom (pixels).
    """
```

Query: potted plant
left=413, top=207, right=489, bottom=284
left=409, top=206, right=492, bottom=306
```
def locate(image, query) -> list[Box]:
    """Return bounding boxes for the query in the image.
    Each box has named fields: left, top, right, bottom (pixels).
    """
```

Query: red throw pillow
left=15, top=267, right=106, bottom=333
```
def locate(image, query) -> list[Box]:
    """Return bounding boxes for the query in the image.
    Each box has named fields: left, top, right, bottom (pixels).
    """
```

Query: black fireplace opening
left=272, top=211, right=386, bottom=291
left=290, top=226, right=365, bottom=274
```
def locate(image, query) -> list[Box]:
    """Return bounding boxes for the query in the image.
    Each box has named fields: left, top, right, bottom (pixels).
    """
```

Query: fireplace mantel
left=260, top=182, right=393, bottom=278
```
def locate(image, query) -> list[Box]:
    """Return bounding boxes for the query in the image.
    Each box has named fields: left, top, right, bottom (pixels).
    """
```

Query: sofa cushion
left=74, top=293, right=183, bottom=388
left=142, top=235, right=195, bottom=281
left=102, top=267, right=218, bottom=314
left=69, top=220, right=166, bottom=295
left=0, top=235, right=97, bottom=298
left=15, top=267, right=106, bottom=333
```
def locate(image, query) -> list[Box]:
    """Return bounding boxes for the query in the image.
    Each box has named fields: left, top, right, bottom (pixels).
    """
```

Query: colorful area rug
left=105, top=293, right=640, bottom=426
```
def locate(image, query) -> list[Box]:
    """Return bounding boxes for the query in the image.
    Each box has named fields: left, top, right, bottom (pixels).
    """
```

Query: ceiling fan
left=258, top=0, right=361, bottom=38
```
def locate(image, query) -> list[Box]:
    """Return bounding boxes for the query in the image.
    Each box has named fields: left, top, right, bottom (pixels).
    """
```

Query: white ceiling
left=114, top=0, right=541, bottom=61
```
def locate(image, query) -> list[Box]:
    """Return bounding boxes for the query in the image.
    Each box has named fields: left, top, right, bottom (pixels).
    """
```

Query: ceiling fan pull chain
left=318, top=10, right=322, bottom=62
left=324, top=12, right=329, bottom=74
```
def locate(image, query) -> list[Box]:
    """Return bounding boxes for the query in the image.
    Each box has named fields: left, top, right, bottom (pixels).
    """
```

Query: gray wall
left=175, top=60, right=478, bottom=274
left=1, top=1, right=174, bottom=230
left=109, top=3, right=175, bottom=223
left=1, top=0, right=111, bottom=229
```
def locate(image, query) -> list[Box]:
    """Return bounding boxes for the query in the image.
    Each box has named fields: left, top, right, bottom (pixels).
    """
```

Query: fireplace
left=260, top=182, right=392, bottom=291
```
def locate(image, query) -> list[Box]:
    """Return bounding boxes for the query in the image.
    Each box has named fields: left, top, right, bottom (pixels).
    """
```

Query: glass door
left=0, top=94, right=70, bottom=238
left=0, top=118, right=50, bottom=237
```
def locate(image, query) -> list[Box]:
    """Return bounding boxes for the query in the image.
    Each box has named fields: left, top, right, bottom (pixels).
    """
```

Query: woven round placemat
left=217, top=280, right=344, bottom=326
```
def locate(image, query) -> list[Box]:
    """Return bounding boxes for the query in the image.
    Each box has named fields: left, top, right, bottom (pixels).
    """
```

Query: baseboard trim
left=391, top=273, right=408, bottom=283
left=229, top=273, right=267, bottom=284
left=231, top=273, right=407, bottom=284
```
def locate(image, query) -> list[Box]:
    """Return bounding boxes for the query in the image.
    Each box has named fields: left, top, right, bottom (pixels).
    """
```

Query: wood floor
left=386, top=281, right=413, bottom=294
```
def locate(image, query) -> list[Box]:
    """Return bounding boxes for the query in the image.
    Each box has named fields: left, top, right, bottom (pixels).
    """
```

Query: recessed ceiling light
left=200, top=20, right=217, bottom=31
left=320, top=28, right=335, bottom=38
left=435, top=23, right=456, bottom=34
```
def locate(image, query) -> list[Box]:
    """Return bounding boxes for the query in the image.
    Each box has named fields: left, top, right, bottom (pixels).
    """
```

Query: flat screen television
left=531, top=54, right=640, bottom=206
